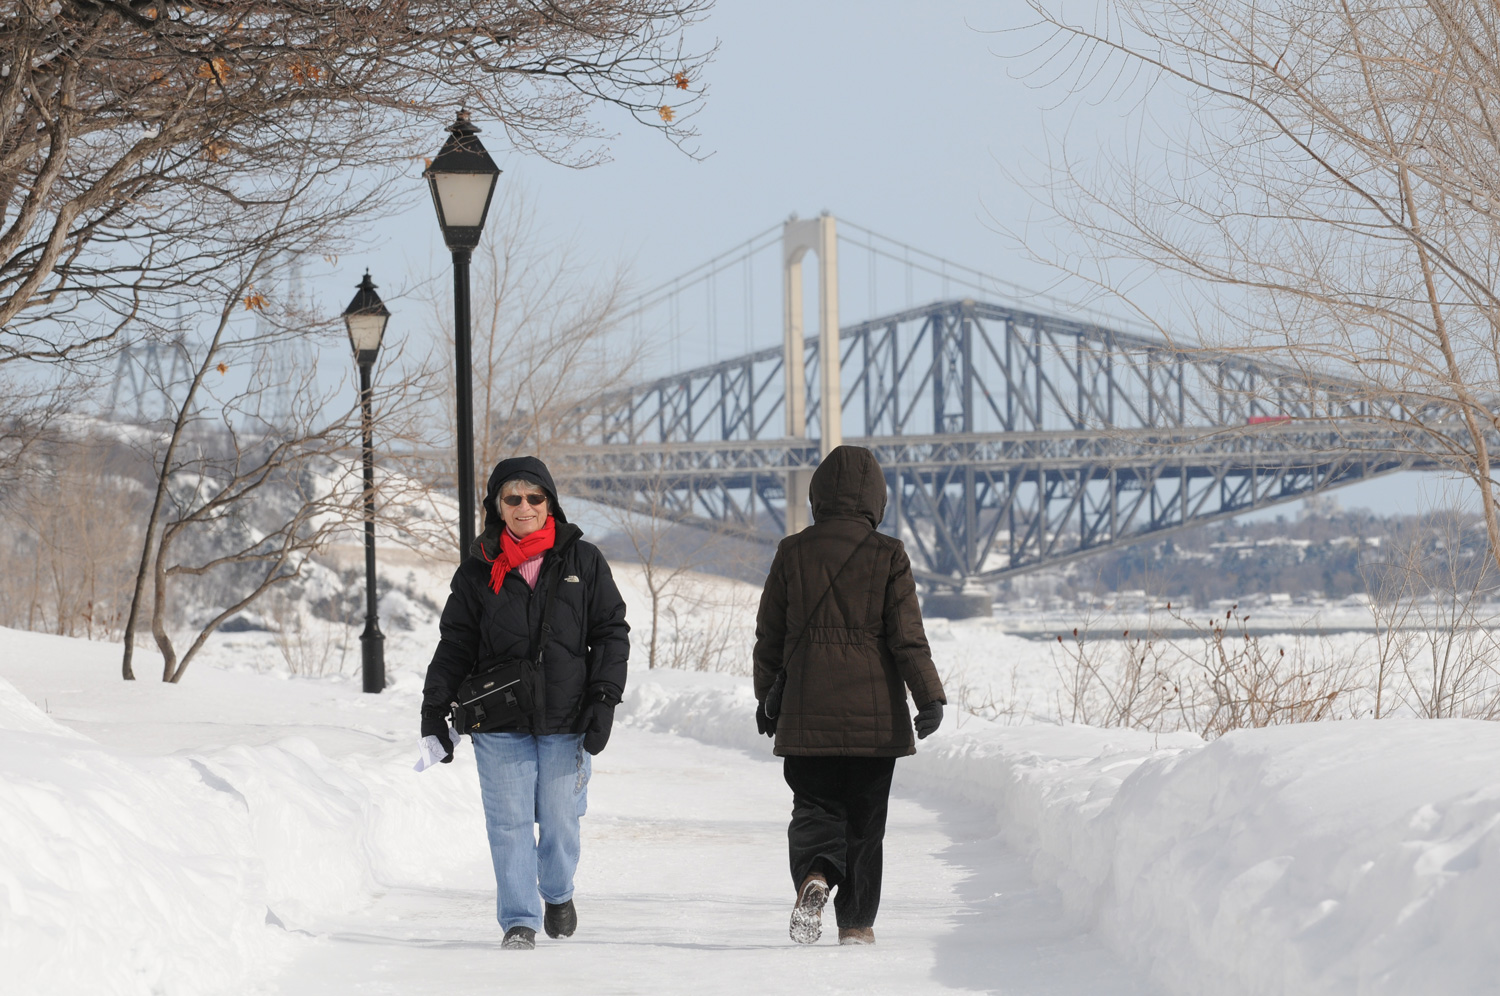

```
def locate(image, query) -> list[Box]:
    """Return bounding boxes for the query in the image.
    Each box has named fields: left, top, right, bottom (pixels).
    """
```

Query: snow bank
left=0, top=671, right=488, bottom=996
left=1094, top=722, right=1500, bottom=995
left=620, top=673, right=1500, bottom=996
left=0, top=680, right=282, bottom=995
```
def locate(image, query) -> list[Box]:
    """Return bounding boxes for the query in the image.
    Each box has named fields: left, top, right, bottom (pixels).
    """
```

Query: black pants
left=782, top=755, right=897, bottom=929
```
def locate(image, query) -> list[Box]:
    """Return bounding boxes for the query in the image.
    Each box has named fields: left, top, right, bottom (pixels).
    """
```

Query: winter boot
left=789, top=873, right=829, bottom=944
left=501, top=926, right=536, bottom=950
left=544, top=899, right=577, bottom=939
left=838, top=927, right=875, bottom=945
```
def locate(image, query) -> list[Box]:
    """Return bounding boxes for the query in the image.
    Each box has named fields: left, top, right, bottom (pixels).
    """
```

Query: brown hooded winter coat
left=753, top=445, right=945, bottom=757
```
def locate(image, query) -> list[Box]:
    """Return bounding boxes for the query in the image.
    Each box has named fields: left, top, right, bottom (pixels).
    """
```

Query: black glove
left=421, top=706, right=454, bottom=763
left=576, top=684, right=621, bottom=755
left=914, top=700, right=944, bottom=740
left=755, top=698, right=777, bottom=737
left=765, top=672, right=785, bottom=720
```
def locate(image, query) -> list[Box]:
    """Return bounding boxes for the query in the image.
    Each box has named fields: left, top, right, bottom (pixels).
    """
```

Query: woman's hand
left=576, top=684, right=622, bottom=755
left=756, top=698, right=778, bottom=737
left=421, top=706, right=455, bottom=763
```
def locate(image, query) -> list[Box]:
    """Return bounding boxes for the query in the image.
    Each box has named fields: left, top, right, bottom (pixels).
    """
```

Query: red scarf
left=483, top=515, right=556, bottom=593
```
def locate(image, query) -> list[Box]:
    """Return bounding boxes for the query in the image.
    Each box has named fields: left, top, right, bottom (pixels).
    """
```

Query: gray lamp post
left=342, top=271, right=391, bottom=694
left=423, top=109, right=501, bottom=558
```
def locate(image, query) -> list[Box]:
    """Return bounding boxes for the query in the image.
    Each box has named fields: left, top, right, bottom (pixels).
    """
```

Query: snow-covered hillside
left=3, top=621, right=1500, bottom=994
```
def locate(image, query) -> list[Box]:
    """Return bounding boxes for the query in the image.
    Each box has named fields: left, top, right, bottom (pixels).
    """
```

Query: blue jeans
left=472, top=732, right=591, bottom=933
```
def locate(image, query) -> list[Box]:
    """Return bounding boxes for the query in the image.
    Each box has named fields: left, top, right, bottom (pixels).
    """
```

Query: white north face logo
left=564, top=575, right=580, bottom=583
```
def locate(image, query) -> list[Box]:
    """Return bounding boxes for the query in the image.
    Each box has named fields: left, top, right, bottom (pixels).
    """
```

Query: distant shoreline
left=970, top=610, right=1493, bottom=641
left=998, top=622, right=1384, bottom=641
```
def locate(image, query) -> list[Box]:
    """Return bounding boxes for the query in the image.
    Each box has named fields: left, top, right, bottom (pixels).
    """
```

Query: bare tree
left=122, top=309, right=441, bottom=683
left=0, top=1, right=714, bottom=678
left=1017, top=1, right=1500, bottom=569
left=116, top=205, right=445, bottom=682
left=0, top=374, right=66, bottom=507
left=0, top=1, right=712, bottom=370
left=1365, top=509, right=1500, bottom=718
left=600, top=483, right=712, bottom=670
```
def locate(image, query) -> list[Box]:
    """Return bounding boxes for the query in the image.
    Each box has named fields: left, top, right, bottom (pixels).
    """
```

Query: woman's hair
left=498, top=477, right=553, bottom=514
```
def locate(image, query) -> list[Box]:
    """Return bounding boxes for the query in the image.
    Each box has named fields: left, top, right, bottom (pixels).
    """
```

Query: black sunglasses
left=501, top=494, right=548, bottom=507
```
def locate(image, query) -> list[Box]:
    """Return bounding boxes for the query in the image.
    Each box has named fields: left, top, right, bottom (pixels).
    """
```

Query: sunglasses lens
left=528, top=494, right=547, bottom=505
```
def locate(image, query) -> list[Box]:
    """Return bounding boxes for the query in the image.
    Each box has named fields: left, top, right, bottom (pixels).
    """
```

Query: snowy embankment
left=0, top=677, right=274, bottom=994
left=0, top=627, right=490, bottom=996
left=4, top=623, right=1500, bottom=994
left=622, top=669, right=1500, bottom=996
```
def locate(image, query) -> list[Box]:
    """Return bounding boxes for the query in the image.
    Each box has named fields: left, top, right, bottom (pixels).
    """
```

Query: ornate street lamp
left=424, top=109, right=501, bottom=558
left=342, top=271, right=391, bottom=694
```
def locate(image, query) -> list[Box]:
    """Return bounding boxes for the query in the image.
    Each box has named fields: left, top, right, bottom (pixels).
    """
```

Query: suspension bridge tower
left=782, top=212, right=842, bottom=534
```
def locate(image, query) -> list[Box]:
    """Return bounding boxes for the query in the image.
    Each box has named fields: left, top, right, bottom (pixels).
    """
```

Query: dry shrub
left=1180, top=607, right=1363, bottom=739
left=1055, top=603, right=1363, bottom=739
left=655, top=582, right=757, bottom=674
left=265, top=589, right=351, bottom=678
left=0, top=429, right=145, bottom=639
left=942, top=665, right=1035, bottom=727
left=1054, top=614, right=1180, bottom=730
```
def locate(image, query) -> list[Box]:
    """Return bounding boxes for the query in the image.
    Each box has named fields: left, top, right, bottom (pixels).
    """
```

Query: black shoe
left=501, top=926, right=536, bottom=950
left=544, top=899, right=577, bottom=939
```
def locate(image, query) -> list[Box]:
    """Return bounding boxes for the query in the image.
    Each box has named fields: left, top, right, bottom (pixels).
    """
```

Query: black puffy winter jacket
left=422, top=458, right=630, bottom=733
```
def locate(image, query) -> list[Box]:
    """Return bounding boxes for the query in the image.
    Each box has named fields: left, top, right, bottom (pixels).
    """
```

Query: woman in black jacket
left=421, top=456, right=629, bottom=950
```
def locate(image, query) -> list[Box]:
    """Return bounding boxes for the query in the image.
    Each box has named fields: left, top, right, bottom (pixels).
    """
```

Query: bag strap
left=767, top=530, right=880, bottom=701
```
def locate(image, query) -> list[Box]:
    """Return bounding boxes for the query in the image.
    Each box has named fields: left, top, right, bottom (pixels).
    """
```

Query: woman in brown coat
left=753, top=444, right=946, bottom=945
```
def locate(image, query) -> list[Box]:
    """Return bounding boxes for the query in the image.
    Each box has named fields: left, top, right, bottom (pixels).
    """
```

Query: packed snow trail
left=272, top=725, right=1157, bottom=996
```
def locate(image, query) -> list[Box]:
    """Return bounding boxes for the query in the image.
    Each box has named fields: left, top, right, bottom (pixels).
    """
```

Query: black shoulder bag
left=450, top=572, right=560, bottom=735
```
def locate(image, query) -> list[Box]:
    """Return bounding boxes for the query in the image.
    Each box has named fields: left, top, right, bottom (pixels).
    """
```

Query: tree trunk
left=648, top=575, right=661, bottom=669
left=121, top=410, right=187, bottom=682
left=151, top=529, right=178, bottom=683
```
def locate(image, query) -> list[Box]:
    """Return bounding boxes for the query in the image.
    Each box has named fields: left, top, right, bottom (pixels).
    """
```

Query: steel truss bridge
left=552, top=290, right=1444, bottom=590
left=97, top=217, right=1455, bottom=591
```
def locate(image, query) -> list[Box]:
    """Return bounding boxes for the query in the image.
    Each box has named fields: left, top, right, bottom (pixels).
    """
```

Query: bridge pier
left=922, top=579, right=995, bottom=620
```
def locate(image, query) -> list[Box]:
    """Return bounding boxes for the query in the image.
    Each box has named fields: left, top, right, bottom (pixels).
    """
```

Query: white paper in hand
left=413, top=726, right=461, bottom=772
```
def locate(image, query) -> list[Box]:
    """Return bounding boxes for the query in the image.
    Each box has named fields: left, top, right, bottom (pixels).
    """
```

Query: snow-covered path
left=273, top=726, right=1157, bottom=996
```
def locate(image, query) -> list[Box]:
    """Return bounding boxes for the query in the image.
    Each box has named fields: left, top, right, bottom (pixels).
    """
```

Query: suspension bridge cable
left=836, top=218, right=1152, bottom=334
left=617, top=223, right=781, bottom=323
